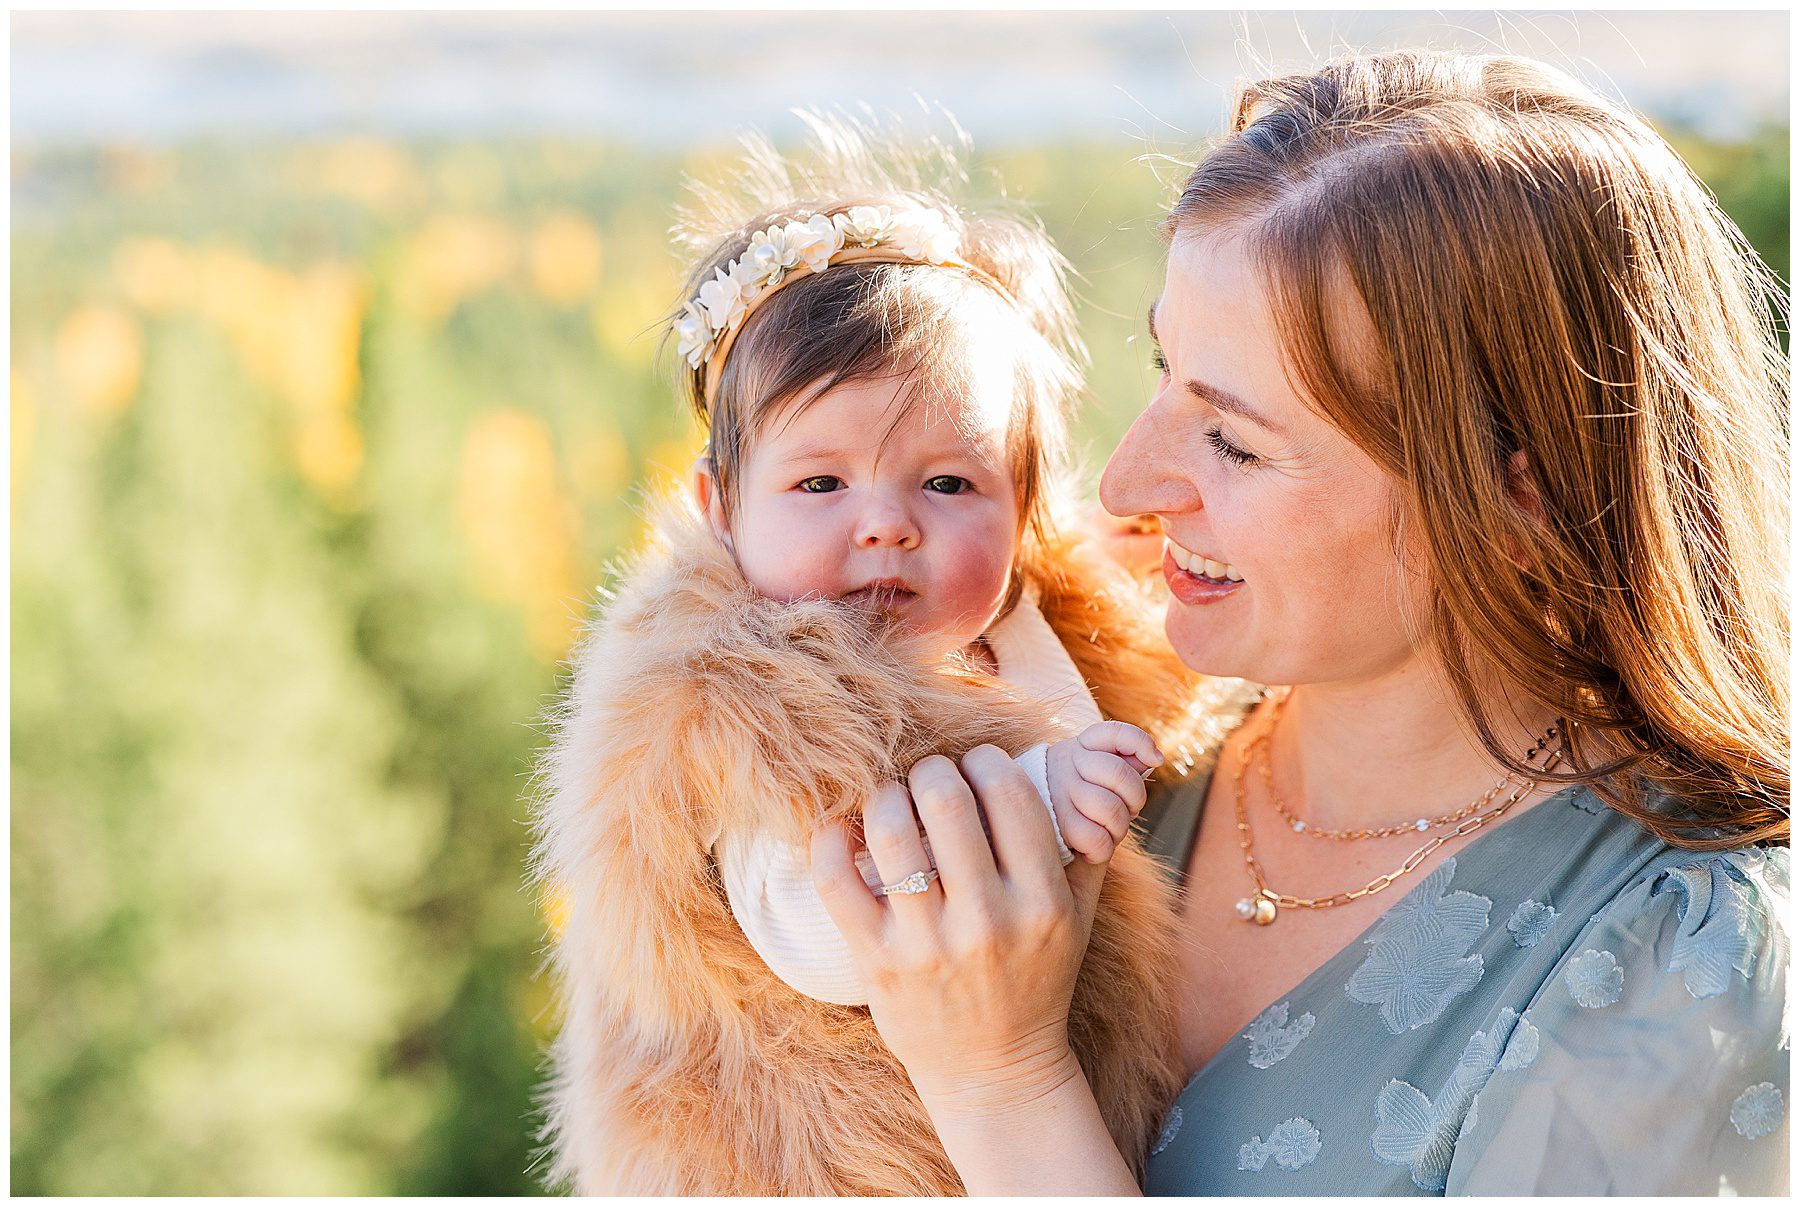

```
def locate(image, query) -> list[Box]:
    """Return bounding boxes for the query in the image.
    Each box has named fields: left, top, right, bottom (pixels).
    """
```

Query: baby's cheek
left=937, top=530, right=1015, bottom=624
left=734, top=500, right=851, bottom=602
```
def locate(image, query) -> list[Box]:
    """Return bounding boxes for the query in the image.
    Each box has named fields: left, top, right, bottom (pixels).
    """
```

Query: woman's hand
left=811, top=745, right=1141, bottom=1193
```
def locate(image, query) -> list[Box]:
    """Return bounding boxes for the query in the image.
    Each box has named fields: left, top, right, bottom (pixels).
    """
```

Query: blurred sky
left=11, top=9, right=1791, bottom=150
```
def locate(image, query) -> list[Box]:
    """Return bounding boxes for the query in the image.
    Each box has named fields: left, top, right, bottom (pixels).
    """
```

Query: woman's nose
left=1099, top=402, right=1203, bottom=519
left=853, top=499, right=921, bottom=549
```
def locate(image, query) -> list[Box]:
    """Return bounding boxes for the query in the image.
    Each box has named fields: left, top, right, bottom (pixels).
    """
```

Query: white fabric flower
left=742, top=224, right=799, bottom=285
left=1730, top=1082, right=1784, bottom=1140
left=1564, top=948, right=1625, bottom=1008
left=705, top=258, right=767, bottom=334
left=696, top=265, right=745, bottom=333
left=673, top=300, right=711, bottom=368
left=785, top=213, right=842, bottom=275
left=680, top=206, right=967, bottom=365
left=890, top=209, right=959, bottom=263
left=833, top=204, right=896, bottom=247
left=727, top=255, right=766, bottom=309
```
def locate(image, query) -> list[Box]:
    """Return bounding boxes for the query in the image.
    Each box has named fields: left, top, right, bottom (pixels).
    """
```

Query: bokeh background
left=11, top=10, right=1789, bottom=1196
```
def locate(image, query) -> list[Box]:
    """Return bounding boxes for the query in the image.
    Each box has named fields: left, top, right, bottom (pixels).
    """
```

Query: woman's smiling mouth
left=1163, top=537, right=1242, bottom=582
left=1162, top=537, right=1245, bottom=605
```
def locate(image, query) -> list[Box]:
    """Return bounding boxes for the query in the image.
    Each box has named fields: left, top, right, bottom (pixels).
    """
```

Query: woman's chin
left=1162, top=606, right=1259, bottom=682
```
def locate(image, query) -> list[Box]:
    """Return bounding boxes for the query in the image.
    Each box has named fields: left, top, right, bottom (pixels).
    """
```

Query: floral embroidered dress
left=1135, top=775, right=1790, bottom=1195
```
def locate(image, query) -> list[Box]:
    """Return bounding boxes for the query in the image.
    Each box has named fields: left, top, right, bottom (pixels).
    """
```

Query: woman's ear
left=692, top=454, right=733, bottom=552
left=1505, top=449, right=1543, bottom=571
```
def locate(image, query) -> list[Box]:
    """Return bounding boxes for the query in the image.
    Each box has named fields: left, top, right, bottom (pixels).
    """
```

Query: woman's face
left=1099, top=232, right=1432, bottom=688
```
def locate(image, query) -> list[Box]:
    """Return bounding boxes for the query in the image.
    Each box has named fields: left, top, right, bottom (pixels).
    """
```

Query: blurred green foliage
left=11, top=119, right=1788, bottom=1194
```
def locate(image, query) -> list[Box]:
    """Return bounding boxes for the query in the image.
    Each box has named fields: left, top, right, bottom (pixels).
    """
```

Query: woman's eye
left=924, top=475, right=971, bottom=495
left=1206, top=426, right=1260, bottom=468
left=1150, top=347, right=1169, bottom=375
left=796, top=475, right=843, bottom=493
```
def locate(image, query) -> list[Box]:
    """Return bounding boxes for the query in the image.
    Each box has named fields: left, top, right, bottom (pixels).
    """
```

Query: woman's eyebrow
left=1146, top=302, right=1288, bottom=437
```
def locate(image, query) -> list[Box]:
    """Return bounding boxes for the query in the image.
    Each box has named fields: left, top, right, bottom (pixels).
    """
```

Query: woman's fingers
left=1060, top=844, right=1110, bottom=936
left=959, top=744, right=1063, bottom=885
left=861, top=779, right=939, bottom=903
left=907, top=754, right=999, bottom=890
left=810, top=818, right=884, bottom=942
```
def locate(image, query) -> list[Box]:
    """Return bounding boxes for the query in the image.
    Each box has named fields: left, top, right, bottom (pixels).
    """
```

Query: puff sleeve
left=1445, top=847, right=1790, bottom=1195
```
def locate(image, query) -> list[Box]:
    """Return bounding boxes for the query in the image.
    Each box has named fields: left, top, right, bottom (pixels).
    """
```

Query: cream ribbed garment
left=714, top=589, right=1103, bottom=1005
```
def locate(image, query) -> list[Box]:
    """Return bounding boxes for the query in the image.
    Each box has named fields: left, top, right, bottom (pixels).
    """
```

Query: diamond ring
left=874, top=868, right=939, bottom=897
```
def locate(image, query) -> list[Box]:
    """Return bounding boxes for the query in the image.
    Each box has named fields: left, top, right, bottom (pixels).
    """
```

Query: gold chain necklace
left=1254, top=692, right=1529, bottom=840
left=1231, top=705, right=1564, bottom=926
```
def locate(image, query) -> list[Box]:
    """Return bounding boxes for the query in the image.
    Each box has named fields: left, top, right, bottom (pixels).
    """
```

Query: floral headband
left=674, top=205, right=1003, bottom=408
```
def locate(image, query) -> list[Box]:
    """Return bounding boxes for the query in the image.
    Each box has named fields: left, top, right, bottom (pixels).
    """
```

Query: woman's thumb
left=1062, top=851, right=1109, bottom=936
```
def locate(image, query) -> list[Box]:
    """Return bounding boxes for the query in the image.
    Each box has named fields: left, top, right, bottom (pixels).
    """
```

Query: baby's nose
left=854, top=502, right=920, bottom=549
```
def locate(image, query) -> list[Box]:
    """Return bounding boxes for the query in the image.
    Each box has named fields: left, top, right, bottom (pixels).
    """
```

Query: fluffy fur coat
left=530, top=494, right=1244, bottom=1194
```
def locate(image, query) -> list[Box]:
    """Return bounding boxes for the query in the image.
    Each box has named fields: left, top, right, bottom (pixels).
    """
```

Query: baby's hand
left=1044, top=721, right=1164, bottom=864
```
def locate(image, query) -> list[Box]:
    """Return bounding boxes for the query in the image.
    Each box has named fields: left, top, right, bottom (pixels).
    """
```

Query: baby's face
left=713, top=364, right=1020, bottom=658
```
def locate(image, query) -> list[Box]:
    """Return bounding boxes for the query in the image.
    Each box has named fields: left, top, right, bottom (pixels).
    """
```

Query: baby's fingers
left=1076, top=721, right=1163, bottom=776
left=1069, top=781, right=1134, bottom=848
left=1056, top=794, right=1119, bottom=864
left=1073, top=748, right=1150, bottom=818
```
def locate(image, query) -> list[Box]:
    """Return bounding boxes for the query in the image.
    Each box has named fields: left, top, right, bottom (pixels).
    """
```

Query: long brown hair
left=1166, top=50, right=1789, bottom=848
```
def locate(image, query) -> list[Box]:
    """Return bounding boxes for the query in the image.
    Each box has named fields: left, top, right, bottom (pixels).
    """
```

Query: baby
left=532, top=121, right=1234, bottom=1195
left=691, top=290, right=1166, bottom=1002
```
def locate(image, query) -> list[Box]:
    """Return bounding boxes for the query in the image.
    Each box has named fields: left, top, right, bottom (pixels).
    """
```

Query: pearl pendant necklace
left=1233, top=893, right=1279, bottom=926
left=1229, top=692, right=1562, bottom=926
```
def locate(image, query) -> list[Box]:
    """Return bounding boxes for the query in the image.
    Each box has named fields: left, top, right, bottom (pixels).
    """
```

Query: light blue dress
left=1136, top=774, right=1790, bottom=1195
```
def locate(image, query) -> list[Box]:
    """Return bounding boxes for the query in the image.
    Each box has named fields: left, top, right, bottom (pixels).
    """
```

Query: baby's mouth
left=842, top=582, right=918, bottom=612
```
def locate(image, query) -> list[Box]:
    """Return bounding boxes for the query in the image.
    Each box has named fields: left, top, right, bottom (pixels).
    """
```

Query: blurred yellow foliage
left=13, top=368, right=35, bottom=510
left=456, top=408, right=582, bottom=661
left=587, top=205, right=678, bottom=367
left=194, top=244, right=294, bottom=384
left=394, top=215, right=518, bottom=324
left=293, top=412, right=365, bottom=506
left=306, top=138, right=428, bottom=216
left=645, top=431, right=706, bottom=487
left=589, top=281, right=672, bottom=370
left=527, top=211, right=604, bottom=306
left=433, top=145, right=506, bottom=209
left=113, top=237, right=194, bottom=315
left=628, top=434, right=707, bottom=551
left=188, top=246, right=368, bottom=497
left=567, top=424, right=632, bottom=504
left=55, top=304, right=143, bottom=419
left=286, top=264, right=368, bottom=417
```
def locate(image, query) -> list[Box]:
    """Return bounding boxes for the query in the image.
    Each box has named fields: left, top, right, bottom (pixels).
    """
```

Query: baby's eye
left=924, top=475, right=971, bottom=495
left=796, top=475, right=843, bottom=493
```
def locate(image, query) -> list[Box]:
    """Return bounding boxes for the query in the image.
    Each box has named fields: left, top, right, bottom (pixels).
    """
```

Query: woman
left=811, top=50, right=1789, bottom=1194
